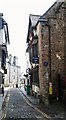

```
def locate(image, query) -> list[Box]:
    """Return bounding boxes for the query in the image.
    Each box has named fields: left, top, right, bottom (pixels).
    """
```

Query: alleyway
left=3, top=88, right=48, bottom=120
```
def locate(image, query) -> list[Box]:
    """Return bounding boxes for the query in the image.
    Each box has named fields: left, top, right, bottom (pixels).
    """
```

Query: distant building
left=4, top=55, right=21, bottom=87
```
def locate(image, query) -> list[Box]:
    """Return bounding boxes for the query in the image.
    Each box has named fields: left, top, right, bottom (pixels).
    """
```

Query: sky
left=0, top=0, right=56, bottom=73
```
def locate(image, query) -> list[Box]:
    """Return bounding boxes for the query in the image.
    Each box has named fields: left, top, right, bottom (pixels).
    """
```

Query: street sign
left=32, top=57, right=39, bottom=64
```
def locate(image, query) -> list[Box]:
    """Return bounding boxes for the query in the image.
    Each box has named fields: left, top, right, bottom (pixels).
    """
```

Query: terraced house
left=26, top=14, right=40, bottom=95
left=26, top=1, right=66, bottom=105
left=0, top=13, right=10, bottom=95
left=4, top=55, right=21, bottom=87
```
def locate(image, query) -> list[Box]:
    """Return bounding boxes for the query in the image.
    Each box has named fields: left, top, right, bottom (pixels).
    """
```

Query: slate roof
left=41, top=1, right=64, bottom=19
left=29, top=14, right=40, bottom=28
left=36, top=1, right=64, bottom=27
left=26, top=1, right=64, bottom=43
left=26, top=14, right=40, bottom=43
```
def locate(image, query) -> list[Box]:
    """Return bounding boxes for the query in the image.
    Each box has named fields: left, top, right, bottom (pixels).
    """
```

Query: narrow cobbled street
left=3, top=88, right=48, bottom=120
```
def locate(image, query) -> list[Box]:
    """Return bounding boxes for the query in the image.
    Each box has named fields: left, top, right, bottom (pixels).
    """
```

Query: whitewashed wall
left=4, top=61, right=21, bottom=87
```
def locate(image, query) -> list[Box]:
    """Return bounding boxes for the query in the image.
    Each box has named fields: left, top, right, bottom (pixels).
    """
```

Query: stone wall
left=37, top=2, right=66, bottom=103
left=50, top=5, right=65, bottom=98
left=37, top=22, right=49, bottom=104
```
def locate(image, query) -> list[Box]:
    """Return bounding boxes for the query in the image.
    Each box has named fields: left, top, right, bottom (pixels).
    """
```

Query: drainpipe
left=47, top=24, right=51, bottom=82
left=47, top=24, right=53, bottom=103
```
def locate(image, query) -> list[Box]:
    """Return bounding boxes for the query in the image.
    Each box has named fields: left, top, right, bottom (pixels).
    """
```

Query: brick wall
left=37, top=2, right=66, bottom=104
left=50, top=6, right=65, bottom=97
left=37, top=22, right=49, bottom=104
left=64, top=2, right=66, bottom=76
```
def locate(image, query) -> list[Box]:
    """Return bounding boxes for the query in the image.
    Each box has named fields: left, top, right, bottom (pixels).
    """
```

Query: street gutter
left=18, top=88, right=56, bottom=119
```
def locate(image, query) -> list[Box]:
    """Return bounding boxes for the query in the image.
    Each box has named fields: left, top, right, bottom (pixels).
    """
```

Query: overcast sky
left=0, top=0, right=56, bottom=73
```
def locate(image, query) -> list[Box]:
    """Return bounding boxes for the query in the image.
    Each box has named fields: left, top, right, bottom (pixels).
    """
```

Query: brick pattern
left=38, top=23, right=49, bottom=104
left=37, top=2, right=66, bottom=103
left=50, top=7, right=65, bottom=96
left=64, top=3, right=66, bottom=75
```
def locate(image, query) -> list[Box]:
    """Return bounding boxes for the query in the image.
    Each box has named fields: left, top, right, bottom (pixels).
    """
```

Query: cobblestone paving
left=3, top=88, right=48, bottom=120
